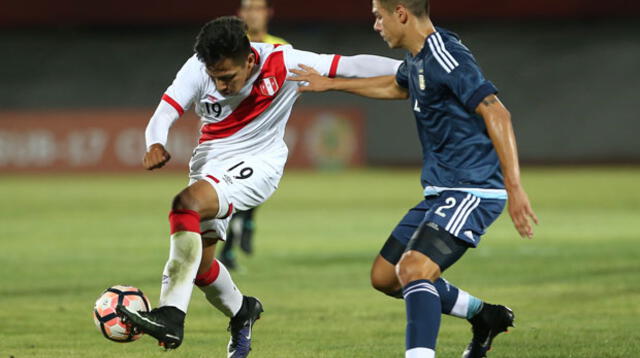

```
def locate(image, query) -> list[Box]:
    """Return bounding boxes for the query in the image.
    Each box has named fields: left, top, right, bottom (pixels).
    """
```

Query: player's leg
left=372, top=250, right=483, bottom=318
left=197, top=236, right=243, bottom=317
left=117, top=180, right=223, bottom=349
left=196, top=233, right=263, bottom=358
left=371, top=202, right=485, bottom=319
left=396, top=221, right=470, bottom=358
left=408, top=192, right=513, bottom=358
left=192, top=153, right=280, bottom=358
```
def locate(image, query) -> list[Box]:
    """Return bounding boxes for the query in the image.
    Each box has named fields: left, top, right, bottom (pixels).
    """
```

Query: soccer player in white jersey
left=115, top=16, right=401, bottom=357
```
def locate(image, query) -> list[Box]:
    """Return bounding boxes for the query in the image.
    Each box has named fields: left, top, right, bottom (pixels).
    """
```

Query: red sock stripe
left=194, top=260, right=220, bottom=286
left=169, top=209, right=201, bottom=235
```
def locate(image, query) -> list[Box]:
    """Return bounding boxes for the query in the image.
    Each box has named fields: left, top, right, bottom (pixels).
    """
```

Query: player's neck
left=405, top=17, right=436, bottom=56
left=248, top=29, right=268, bottom=42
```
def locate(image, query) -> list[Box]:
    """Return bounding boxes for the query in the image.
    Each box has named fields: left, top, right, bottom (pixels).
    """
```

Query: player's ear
left=396, top=4, right=408, bottom=23
left=247, top=52, right=256, bottom=68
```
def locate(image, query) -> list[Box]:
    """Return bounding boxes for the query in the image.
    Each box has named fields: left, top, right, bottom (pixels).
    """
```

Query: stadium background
left=2, top=0, right=640, bottom=170
left=1, top=1, right=639, bottom=357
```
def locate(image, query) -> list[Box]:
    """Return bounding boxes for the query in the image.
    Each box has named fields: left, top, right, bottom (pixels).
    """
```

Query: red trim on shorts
left=220, top=203, right=234, bottom=219
left=206, top=175, right=220, bottom=184
left=194, top=260, right=221, bottom=286
left=169, top=209, right=200, bottom=234
left=328, top=55, right=342, bottom=78
left=162, top=94, right=185, bottom=116
left=199, top=50, right=287, bottom=143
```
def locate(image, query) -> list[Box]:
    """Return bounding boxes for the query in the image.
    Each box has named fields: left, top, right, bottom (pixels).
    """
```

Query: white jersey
left=145, top=43, right=401, bottom=240
left=146, top=42, right=401, bottom=168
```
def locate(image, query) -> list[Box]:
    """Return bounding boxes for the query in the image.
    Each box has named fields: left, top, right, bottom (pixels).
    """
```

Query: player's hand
left=507, top=185, right=539, bottom=239
left=288, top=64, right=333, bottom=93
left=143, top=143, right=171, bottom=170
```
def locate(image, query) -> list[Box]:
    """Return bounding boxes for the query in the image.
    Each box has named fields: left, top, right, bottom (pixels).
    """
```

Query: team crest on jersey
left=259, top=76, right=279, bottom=96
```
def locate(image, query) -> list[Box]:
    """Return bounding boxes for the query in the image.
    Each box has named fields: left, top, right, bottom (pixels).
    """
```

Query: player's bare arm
left=476, top=94, right=539, bottom=238
left=143, top=143, right=171, bottom=170
left=288, top=64, right=408, bottom=99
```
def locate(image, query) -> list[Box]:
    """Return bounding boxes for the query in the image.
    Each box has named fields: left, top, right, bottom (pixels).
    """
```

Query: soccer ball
left=93, top=285, right=151, bottom=342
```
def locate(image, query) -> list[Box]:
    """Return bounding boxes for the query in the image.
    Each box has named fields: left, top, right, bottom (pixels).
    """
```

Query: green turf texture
left=1, top=168, right=639, bottom=357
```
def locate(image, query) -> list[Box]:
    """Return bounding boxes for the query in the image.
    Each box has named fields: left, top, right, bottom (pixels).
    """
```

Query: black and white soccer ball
left=93, top=285, right=151, bottom=342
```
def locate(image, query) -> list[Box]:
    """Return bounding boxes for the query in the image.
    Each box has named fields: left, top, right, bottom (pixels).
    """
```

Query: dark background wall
left=1, top=0, right=639, bottom=164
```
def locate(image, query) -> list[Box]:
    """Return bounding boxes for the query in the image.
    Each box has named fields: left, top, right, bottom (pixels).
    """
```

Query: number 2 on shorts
left=435, top=197, right=457, bottom=218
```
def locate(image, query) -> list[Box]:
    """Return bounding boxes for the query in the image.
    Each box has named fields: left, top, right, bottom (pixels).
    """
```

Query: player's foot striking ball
left=462, top=304, right=515, bottom=358
left=116, top=305, right=185, bottom=349
left=93, top=285, right=151, bottom=342
left=227, top=296, right=264, bottom=358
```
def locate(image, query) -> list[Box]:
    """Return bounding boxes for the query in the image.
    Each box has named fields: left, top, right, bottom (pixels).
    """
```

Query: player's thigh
left=371, top=253, right=400, bottom=292
left=173, top=180, right=221, bottom=219
left=380, top=200, right=430, bottom=264
left=190, top=154, right=282, bottom=241
left=403, top=191, right=505, bottom=273
left=372, top=201, right=428, bottom=290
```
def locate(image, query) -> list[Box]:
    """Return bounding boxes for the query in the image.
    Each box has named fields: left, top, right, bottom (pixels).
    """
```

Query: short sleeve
left=395, top=61, right=409, bottom=89
left=163, top=55, right=204, bottom=115
left=439, top=51, right=497, bottom=112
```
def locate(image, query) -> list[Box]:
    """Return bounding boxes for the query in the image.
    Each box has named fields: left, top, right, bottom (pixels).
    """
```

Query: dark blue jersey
left=396, top=28, right=506, bottom=199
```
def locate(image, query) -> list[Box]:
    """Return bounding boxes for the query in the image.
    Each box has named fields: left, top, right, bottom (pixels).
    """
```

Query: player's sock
left=195, top=259, right=243, bottom=317
left=390, top=278, right=483, bottom=319
left=433, top=278, right=483, bottom=319
left=403, top=279, right=441, bottom=358
left=158, top=209, right=203, bottom=313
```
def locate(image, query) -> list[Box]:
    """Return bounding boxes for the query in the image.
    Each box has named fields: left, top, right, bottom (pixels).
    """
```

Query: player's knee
left=172, top=189, right=200, bottom=212
left=396, top=251, right=440, bottom=285
left=370, top=274, right=389, bottom=293
left=370, top=267, right=400, bottom=295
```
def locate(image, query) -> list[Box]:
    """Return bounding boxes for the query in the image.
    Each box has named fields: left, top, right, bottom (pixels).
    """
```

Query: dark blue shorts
left=391, top=191, right=506, bottom=247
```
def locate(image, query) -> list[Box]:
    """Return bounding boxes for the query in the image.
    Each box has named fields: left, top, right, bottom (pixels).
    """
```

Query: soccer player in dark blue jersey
left=290, top=0, right=538, bottom=357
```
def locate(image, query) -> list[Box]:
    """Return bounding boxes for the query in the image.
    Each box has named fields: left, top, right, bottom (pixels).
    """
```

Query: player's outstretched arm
left=143, top=143, right=171, bottom=170
left=289, top=65, right=408, bottom=100
left=476, top=94, right=539, bottom=238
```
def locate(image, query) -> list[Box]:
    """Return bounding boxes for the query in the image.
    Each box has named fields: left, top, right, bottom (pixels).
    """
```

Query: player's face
left=372, top=0, right=402, bottom=48
left=239, top=0, right=271, bottom=33
left=206, top=53, right=256, bottom=96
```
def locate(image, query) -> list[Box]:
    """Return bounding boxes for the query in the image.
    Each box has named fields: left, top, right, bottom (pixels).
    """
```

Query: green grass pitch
left=1, top=167, right=639, bottom=357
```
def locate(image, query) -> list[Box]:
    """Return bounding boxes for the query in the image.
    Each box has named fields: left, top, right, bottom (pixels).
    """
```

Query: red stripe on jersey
left=162, top=94, right=185, bottom=116
left=328, top=55, right=342, bottom=78
left=199, top=50, right=287, bottom=143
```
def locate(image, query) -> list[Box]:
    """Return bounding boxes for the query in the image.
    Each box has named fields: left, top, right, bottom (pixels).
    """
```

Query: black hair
left=379, top=0, right=430, bottom=18
left=194, top=16, right=251, bottom=67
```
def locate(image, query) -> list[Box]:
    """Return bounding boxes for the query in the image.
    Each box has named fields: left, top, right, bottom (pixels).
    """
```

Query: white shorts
left=188, top=144, right=287, bottom=241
